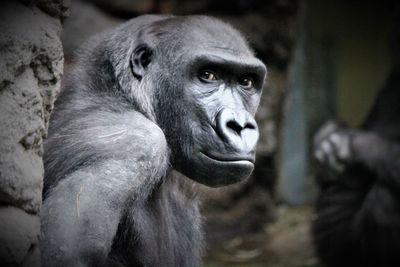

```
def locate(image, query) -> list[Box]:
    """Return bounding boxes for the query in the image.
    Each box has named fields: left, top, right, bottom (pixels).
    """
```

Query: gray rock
left=21, top=0, right=70, bottom=20
left=0, top=207, right=40, bottom=266
left=0, top=0, right=63, bottom=213
left=0, top=0, right=65, bottom=265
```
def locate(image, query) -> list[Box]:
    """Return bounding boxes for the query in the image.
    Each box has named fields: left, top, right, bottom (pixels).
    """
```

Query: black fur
left=41, top=15, right=265, bottom=266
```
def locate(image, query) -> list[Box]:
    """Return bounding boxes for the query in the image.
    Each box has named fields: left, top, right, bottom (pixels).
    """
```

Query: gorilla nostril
left=227, top=120, right=243, bottom=135
left=216, top=109, right=258, bottom=141
left=244, top=123, right=255, bottom=130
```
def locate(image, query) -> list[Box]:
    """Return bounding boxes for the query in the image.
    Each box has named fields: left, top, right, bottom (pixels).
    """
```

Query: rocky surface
left=0, top=0, right=65, bottom=265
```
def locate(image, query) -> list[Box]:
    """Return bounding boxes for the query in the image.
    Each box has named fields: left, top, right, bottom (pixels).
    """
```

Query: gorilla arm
left=313, top=121, right=400, bottom=191
left=41, top=110, right=168, bottom=266
left=313, top=122, right=400, bottom=267
left=350, top=131, right=400, bottom=190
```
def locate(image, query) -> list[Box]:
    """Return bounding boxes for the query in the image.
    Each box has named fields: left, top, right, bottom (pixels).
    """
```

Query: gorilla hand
left=313, top=120, right=392, bottom=177
left=313, top=120, right=352, bottom=174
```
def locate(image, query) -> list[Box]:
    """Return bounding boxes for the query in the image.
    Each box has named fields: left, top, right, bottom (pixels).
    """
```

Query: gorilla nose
left=216, top=109, right=259, bottom=153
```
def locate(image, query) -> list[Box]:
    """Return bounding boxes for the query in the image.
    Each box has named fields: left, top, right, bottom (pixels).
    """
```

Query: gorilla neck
left=162, top=169, right=200, bottom=199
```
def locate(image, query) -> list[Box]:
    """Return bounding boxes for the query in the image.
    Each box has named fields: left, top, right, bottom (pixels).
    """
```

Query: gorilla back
left=41, top=15, right=266, bottom=266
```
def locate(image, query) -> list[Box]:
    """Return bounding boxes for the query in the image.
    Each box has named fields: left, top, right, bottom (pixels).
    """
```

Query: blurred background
left=41, top=0, right=398, bottom=266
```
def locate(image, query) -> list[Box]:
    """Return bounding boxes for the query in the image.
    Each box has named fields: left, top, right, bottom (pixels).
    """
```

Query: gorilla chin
left=186, top=152, right=255, bottom=187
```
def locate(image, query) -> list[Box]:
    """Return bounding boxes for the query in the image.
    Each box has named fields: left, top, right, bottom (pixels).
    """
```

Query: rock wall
left=0, top=1, right=67, bottom=265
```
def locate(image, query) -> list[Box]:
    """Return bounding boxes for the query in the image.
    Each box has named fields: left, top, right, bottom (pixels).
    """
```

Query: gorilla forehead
left=150, top=15, right=254, bottom=56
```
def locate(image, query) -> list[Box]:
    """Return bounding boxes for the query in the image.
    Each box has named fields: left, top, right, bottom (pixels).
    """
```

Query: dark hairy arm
left=313, top=120, right=400, bottom=189
left=312, top=121, right=400, bottom=267
left=41, top=109, right=168, bottom=266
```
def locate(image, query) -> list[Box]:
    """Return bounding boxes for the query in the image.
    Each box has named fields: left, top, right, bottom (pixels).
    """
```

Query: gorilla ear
left=130, top=44, right=153, bottom=81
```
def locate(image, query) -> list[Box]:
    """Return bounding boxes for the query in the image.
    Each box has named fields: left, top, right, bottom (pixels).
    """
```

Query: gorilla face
left=131, top=16, right=266, bottom=187
left=176, top=53, right=265, bottom=187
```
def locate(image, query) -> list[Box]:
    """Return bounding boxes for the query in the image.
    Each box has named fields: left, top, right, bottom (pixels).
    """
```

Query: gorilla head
left=57, top=15, right=265, bottom=188
left=121, top=15, right=266, bottom=186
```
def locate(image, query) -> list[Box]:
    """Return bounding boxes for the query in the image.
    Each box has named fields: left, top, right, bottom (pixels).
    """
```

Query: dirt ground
left=204, top=205, right=322, bottom=267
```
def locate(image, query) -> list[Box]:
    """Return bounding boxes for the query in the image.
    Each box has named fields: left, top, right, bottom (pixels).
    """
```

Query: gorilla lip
left=199, top=151, right=255, bottom=164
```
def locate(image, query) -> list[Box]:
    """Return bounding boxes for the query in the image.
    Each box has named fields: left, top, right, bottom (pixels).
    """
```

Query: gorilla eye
left=239, top=77, right=254, bottom=89
left=198, top=70, right=218, bottom=82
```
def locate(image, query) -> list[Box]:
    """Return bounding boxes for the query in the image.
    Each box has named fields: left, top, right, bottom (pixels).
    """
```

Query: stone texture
left=0, top=0, right=63, bottom=213
left=0, top=0, right=65, bottom=265
left=21, top=0, right=70, bottom=20
left=0, top=207, right=41, bottom=266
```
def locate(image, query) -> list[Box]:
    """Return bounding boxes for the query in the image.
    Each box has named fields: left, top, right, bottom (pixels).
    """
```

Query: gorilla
left=312, top=58, right=400, bottom=265
left=41, top=15, right=266, bottom=266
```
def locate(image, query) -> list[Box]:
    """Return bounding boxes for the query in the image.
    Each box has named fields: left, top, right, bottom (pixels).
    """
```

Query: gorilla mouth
left=199, top=152, right=255, bottom=164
